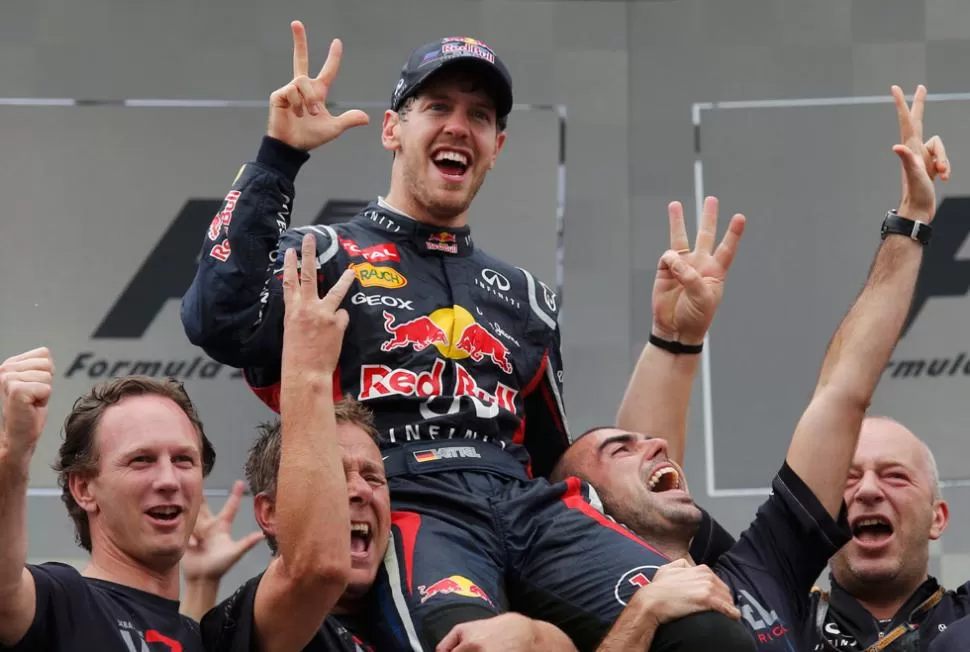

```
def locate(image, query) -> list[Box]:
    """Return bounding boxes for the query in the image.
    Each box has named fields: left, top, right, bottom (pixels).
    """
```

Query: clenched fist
left=0, top=348, right=54, bottom=457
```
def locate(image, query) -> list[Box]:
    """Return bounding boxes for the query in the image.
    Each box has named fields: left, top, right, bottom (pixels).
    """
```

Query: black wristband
left=649, top=334, right=703, bottom=355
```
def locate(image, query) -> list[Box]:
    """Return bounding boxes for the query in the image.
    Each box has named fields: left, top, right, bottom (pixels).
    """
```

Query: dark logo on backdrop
left=66, top=198, right=368, bottom=382
left=886, top=197, right=970, bottom=380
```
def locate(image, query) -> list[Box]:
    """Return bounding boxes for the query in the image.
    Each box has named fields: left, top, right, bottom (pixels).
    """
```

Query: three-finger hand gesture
left=182, top=481, right=264, bottom=582
left=651, top=198, right=746, bottom=346
left=281, top=234, right=356, bottom=375
left=891, top=85, right=950, bottom=222
left=267, top=21, right=369, bottom=151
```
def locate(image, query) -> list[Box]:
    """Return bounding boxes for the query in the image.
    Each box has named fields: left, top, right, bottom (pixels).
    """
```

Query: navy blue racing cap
left=390, top=37, right=513, bottom=119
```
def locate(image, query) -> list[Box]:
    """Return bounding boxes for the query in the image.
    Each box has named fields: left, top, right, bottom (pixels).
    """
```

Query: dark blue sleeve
left=180, top=136, right=311, bottom=368
left=200, top=575, right=263, bottom=652
left=723, top=463, right=850, bottom=610
left=521, top=274, right=570, bottom=478
left=690, top=506, right=737, bottom=567
left=1, top=563, right=87, bottom=651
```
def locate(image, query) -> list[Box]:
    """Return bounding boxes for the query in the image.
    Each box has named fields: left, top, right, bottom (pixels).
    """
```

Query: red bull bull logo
left=426, top=231, right=458, bottom=254
left=455, top=322, right=512, bottom=374
left=381, top=311, right=449, bottom=352
left=418, top=575, right=494, bottom=607
left=378, top=305, right=513, bottom=375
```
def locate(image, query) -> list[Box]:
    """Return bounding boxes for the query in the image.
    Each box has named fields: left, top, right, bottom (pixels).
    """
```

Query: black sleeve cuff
left=256, top=136, right=311, bottom=183
left=774, top=462, right=851, bottom=553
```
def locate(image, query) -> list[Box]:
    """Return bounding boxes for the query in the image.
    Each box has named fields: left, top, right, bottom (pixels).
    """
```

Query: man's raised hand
left=0, top=348, right=53, bottom=458
left=281, top=234, right=356, bottom=376
left=651, top=198, right=746, bottom=346
left=891, top=85, right=950, bottom=223
left=267, top=21, right=369, bottom=151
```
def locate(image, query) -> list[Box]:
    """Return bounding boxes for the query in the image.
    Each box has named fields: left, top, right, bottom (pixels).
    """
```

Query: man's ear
left=382, top=110, right=402, bottom=154
left=253, top=492, right=277, bottom=541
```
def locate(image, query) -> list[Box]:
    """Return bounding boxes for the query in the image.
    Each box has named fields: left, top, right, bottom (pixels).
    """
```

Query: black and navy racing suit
left=181, top=136, right=755, bottom=652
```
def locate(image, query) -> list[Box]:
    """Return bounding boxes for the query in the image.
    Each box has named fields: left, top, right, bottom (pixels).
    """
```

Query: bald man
left=806, top=417, right=970, bottom=651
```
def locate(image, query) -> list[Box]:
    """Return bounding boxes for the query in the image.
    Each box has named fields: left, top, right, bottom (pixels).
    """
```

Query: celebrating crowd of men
left=2, top=20, right=969, bottom=652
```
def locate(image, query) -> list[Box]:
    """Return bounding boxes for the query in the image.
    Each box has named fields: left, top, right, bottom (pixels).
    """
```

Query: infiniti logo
left=481, top=268, right=510, bottom=291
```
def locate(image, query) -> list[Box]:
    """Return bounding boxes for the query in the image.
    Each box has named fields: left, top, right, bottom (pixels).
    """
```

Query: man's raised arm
left=0, top=348, right=53, bottom=646
left=180, top=20, right=367, bottom=367
left=251, top=235, right=357, bottom=652
left=786, top=85, right=952, bottom=517
left=616, top=198, right=745, bottom=464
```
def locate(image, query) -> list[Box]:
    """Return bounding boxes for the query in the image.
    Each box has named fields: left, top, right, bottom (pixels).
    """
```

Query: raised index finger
left=317, top=38, right=345, bottom=87
left=891, top=85, right=914, bottom=143
left=291, top=20, right=309, bottom=79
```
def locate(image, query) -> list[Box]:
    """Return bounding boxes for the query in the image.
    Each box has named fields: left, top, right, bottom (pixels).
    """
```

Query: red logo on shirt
left=340, top=238, right=400, bottom=262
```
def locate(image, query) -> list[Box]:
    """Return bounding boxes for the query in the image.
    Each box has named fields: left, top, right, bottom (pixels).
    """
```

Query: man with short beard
left=552, top=84, right=954, bottom=651
left=805, top=417, right=970, bottom=651
left=181, top=20, right=755, bottom=652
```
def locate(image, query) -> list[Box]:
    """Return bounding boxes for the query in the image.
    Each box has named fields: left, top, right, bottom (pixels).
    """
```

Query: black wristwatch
left=881, top=210, right=932, bottom=245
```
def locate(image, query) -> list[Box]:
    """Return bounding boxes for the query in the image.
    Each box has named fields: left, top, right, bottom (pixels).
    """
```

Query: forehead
left=337, top=423, right=382, bottom=466
left=416, top=69, right=497, bottom=106
left=853, top=418, right=924, bottom=468
left=96, top=394, right=200, bottom=459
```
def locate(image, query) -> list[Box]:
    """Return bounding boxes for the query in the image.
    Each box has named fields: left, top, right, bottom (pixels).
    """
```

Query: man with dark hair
left=552, top=85, right=953, bottom=651
left=181, top=21, right=753, bottom=651
left=0, top=355, right=214, bottom=650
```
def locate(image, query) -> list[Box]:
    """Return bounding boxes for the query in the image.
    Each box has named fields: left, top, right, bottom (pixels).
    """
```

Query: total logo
left=418, top=575, right=494, bottom=607
left=380, top=305, right=512, bottom=374
left=339, top=238, right=400, bottom=263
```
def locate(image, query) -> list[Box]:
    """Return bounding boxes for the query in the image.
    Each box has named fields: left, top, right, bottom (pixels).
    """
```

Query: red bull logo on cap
left=418, top=575, right=495, bottom=607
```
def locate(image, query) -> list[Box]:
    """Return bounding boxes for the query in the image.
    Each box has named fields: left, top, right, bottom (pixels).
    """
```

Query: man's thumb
left=893, top=144, right=922, bottom=176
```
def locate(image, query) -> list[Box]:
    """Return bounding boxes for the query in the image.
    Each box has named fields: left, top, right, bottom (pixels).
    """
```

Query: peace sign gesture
left=891, top=85, right=950, bottom=222
left=651, top=198, right=746, bottom=345
left=267, top=21, right=370, bottom=151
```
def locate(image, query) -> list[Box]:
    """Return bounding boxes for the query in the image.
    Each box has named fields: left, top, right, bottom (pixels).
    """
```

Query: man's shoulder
left=200, top=574, right=264, bottom=649
left=470, top=250, right=560, bottom=323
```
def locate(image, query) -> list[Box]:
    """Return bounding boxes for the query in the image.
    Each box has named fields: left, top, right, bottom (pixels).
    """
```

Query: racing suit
left=181, top=136, right=755, bottom=652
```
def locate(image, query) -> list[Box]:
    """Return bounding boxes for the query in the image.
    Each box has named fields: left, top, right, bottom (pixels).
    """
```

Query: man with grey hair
left=806, top=416, right=970, bottom=651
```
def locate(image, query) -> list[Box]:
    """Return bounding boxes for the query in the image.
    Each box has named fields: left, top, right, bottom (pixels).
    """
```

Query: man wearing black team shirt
left=553, top=84, right=953, bottom=651
left=806, top=417, right=970, bottom=651
left=0, top=348, right=217, bottom=651
left=201, top=236, right=577, bottom=652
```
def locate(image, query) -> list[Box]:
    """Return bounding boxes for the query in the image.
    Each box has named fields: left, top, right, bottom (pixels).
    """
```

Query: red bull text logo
left=380, top=306, right=512, bottom=374
left=418, top=575, right=494, bottom=607
left=351, top=263, right=407, bottom=289
left=359, top=358, right=517, bottom=412
left=426, top=231, right=458, bottom=254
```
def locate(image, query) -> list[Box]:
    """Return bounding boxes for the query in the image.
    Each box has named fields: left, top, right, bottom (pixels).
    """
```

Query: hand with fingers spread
left=267, top=20, right=370, bottom=151
left=890, top=85, right=950, bottom=223
left=0, top=348, right=54, bottom=458
left=651, top=198, right=746, bottom=346
left=181, top=480, right=264, bottom=583
left=281, top=234, right=356, bottom=376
